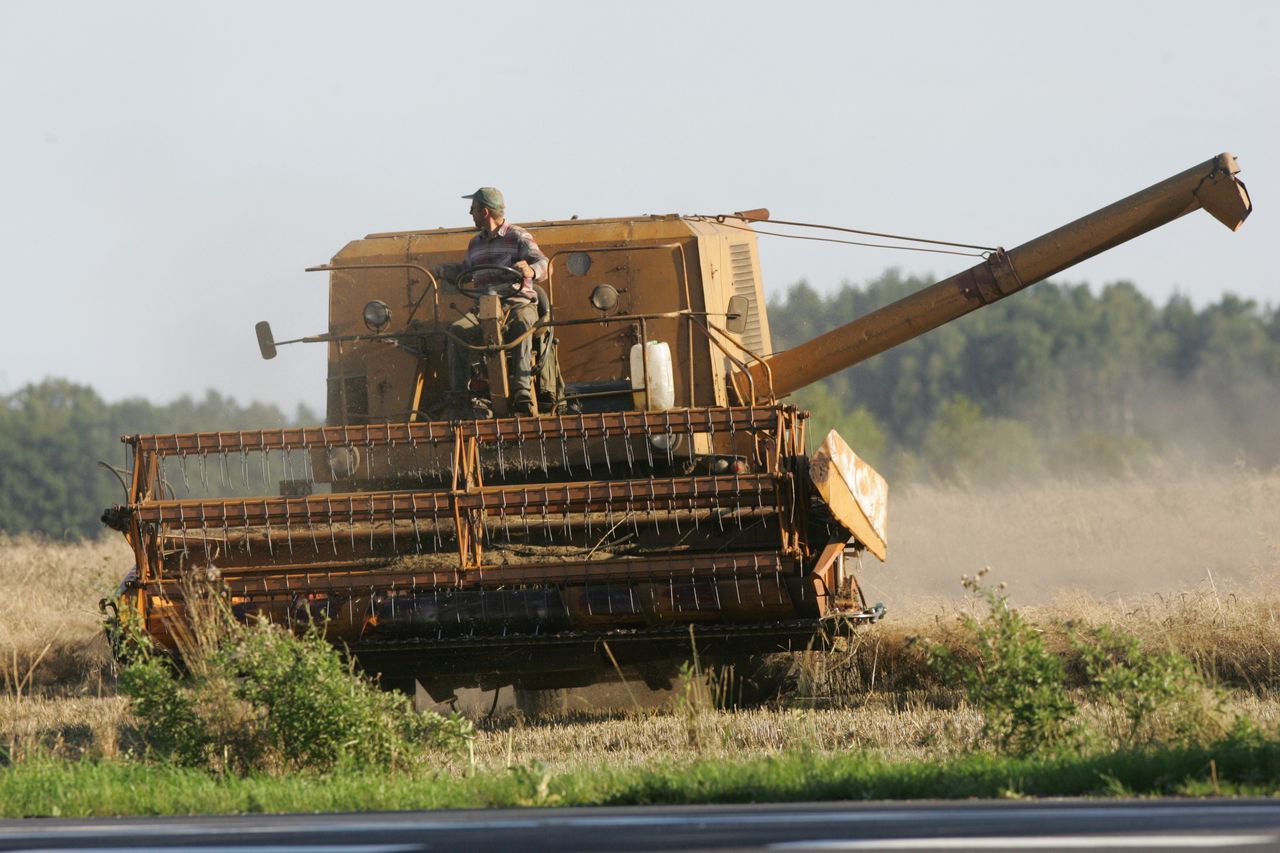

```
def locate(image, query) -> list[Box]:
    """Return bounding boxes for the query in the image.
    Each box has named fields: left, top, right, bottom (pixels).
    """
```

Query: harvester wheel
left=514, top=687, right=568, bottom=718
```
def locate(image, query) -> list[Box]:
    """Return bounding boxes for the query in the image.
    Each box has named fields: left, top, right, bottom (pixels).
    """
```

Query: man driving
left=441, top=187, right=548, bottom=417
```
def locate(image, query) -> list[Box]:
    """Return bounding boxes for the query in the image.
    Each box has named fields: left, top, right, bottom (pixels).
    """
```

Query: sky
left=1, top=0, right=1275, bottom=417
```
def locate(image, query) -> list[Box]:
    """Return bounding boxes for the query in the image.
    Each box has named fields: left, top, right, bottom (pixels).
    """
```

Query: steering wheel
left=455, top=264, right=524, bottom=300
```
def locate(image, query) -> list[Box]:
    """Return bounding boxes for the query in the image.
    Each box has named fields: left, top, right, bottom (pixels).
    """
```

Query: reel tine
left=541, top=488, right=551, bottom=542
left=537, top=419, right=549, bottom=476
left=327, top=496, right=338, bottom=555
left=622, top=418, right=634, bottom=473
left=522, top=489, right=531, bottom=541
left=601, top=420, right=613, bottom=475
left=409, top=428, right=424, bottom=484
left=264, top=499, right=275, bottom=557
left=307, top=499, right=319, bottom=554
left=663, top=411, right=675, bottom=467
left=198, top=505, right=212, bottom=564
left=347, top=498, right=356, bottom=555
left=511, top=418, right=523, bottom=475
left=604, top=481, right=614, bottom=538
left=690, top=477, right=701, bottom=530
left=627, top=481, right=639, bottom=538
left=217, top=434, right=229, bottom=488
left=411, top=493, right=423, bottom=553
left=389, top=493, right=397, bottom=553
left=579, top=412, right=592, bottom=475
left=156, top=455, right=168, bottom=500
left=241, top=499, right=253, bottom=557
left=562, top=485, right=572, bottom=540
left=285, top=498, right=294, bottom=556
left=261, top=430, right=270, bottom=484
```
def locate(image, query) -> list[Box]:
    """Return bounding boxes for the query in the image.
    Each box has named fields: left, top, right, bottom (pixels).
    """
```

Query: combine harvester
left=102, top=154, right=1251, bottom=702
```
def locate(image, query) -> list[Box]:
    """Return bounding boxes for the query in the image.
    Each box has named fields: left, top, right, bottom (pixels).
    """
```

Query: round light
left=589, top=284, right=619, bottom=313
left=327, top=446, right=360, bottom=479
left=649, top=433, right=684, bottom=453
left=566, top=252, right=592, bottom=276
left=363, top=300, right=391, bottom=332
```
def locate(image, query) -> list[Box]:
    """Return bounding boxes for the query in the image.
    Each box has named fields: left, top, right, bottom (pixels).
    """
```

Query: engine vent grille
left=729, top=243, right=765, bottom=355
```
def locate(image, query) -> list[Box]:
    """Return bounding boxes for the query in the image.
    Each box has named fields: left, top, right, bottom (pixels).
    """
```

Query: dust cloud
left=859, top=469, right=1280, bottom=611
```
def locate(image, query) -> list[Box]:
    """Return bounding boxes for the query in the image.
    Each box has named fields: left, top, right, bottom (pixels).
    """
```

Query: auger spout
left=735, top=152, right=1251, bottom=401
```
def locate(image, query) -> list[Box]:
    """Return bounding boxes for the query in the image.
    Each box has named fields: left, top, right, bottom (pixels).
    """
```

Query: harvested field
left=5, top=687, right=1280, bottom=772
left=3, top=469, right=1278, bottom=769
left=0, top=535, right=120, bottom=697
left=874, top=466, right=1280, bottom=608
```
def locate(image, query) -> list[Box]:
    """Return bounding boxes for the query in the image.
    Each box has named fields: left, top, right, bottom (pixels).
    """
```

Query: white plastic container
left=630, top=340, right=674, bottom=410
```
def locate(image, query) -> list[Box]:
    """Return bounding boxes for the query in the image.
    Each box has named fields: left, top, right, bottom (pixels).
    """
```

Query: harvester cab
left=104, top=154, right=1250, bottom=701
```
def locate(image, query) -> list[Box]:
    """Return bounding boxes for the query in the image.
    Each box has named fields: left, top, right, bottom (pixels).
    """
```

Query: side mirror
left=725, top=295, right=749, bottom=335
left=255, top=321, right=278, bottom=360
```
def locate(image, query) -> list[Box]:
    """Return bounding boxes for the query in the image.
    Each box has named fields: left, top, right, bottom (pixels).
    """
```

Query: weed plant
left=927, top=570, right=1078, bottom=755
left=925, top=569, right=1237, bottom=757
left=1073, top=624, right=1228, bottom=746
left=116, top=591, right=471, bottom=775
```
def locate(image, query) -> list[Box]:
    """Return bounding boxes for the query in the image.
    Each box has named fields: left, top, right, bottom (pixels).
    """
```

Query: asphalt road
left=1, top=800, right=1278, bottom=852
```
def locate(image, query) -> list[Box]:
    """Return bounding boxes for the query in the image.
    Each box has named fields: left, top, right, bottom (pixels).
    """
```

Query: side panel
left=326, top=217, right=769, bottom=426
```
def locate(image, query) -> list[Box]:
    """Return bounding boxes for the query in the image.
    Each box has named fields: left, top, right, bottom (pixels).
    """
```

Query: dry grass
left=2, top=468, right=1279, bottom=768
left=457, top=693, right=1280, bottom=774
left=805, top=577, right=1280, bottom=696
left=0, top=695, right=128, bottom=763
left=0, top=534, right=129, bottom=698
left=11, top=690, right=1279, bottom=773
left=871, top=466, right=1280, bottom=608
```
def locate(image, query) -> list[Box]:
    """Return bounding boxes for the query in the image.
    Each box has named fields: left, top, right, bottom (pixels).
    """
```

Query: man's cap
left=462, top=187, right=505, bottom=211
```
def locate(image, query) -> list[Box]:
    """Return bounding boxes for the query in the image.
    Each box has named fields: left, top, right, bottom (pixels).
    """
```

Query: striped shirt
left=463, top=221, right=548, bottom=304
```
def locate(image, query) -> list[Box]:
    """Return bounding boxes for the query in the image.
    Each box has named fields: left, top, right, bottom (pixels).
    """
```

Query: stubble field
left=3, top=467, right=1279, bottom=774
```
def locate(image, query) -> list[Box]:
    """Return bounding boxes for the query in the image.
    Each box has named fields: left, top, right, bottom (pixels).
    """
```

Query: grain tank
left=102, top=154, right=1251, bottom=698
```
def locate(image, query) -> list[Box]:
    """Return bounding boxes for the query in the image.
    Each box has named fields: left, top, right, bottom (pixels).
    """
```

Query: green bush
left=116, top=654, right=212, bottom=766
left=1074, top=625, right=1226, bottom=746
left=117, top=610, right=471, bottom=774
left=928, top=570, right=1077, bottom=756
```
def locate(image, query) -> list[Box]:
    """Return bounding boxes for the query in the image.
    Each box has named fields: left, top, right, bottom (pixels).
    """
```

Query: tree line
left=772, top=271, right=1280, bottom=483
left=0, top=382, right=312, bottom=539
left=2, top=271, right=1277, bottom=537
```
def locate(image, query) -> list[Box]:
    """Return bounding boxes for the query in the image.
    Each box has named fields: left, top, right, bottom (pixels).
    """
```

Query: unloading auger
left=102, top=154, right=1250, bottom=699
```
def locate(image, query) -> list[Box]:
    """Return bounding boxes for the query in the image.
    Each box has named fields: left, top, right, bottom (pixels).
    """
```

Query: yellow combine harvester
left=102, top=154, right=1250, bottom=700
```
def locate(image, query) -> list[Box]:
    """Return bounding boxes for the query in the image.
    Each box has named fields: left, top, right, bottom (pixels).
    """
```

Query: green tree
left=0, top=381, right=316, bottom=538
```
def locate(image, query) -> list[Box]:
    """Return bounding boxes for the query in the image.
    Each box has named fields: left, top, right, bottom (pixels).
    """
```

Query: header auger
left=103, top=154, right=1250, bottom=702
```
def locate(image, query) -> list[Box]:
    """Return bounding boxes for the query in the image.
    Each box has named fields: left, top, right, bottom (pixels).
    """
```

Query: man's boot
left=511, top=391, right=536, bottom=417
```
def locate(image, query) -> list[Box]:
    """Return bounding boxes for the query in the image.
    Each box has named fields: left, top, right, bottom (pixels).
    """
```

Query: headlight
left=363, top=300, right=391, bottom=332
left=327, top=446, right=360, bottom=479
left=649, top=433, right=684, bottom=453
left=589, top=284, right=619, bottom=313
